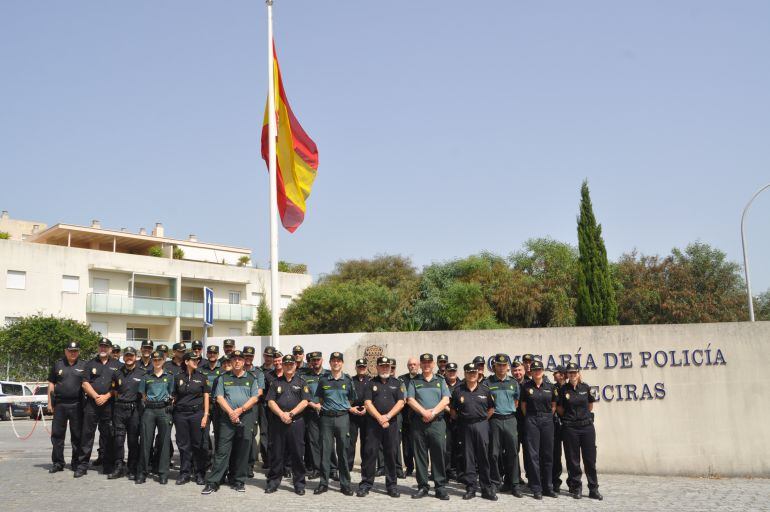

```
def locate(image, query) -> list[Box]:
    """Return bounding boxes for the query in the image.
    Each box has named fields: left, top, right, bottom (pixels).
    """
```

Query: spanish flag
left=261, top=42, right=319, bottom=233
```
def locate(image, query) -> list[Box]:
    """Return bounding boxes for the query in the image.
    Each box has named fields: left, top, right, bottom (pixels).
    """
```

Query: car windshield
left=35, top=386, right=48, bottom=395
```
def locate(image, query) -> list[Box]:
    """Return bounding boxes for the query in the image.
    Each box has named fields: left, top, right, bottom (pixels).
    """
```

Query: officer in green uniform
left=406, top=353, right=451, bottom=500
left=136, top=351, right=174, bottom=485
left=218, top=339, right=236, bottom=365
left=292, top=345, right=306, bottom=369
left=202, top=350, right=261, bottom=494
left=199, top=345, right=222, bottom=466
left=487, top=353, right=523, bottom=497
left=314, top=351, right=356, bottom=496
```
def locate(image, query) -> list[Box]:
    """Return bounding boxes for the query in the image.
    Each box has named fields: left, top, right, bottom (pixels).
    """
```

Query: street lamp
left=740, top=182, right=770, bottom=321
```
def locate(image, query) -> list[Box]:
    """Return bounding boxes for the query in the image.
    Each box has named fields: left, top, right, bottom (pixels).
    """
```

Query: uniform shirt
left=451, top=382, right=493, bottom=422
left=214, top=371, right=261, bottom=410
left=520, top=379, right=558, bottom=415
left=174, top=370, right=210, bottom=409
left=83, top=356, right=121, bottom=395
left=139, top=371, right=174, bottom=402
left=407, top=373, right=450, bottom=410
left=163, top=359, right=184, bottom=377
left=301, top=369, right=328, bottom=404
left=316, top=373, right=356, bottom=412
left=113, top=365, right=146, bottom=402
left=263, top=369, right=283, bottom=396
left=244, top=366, right=266, bottom=393
left=137, top=358, right=153, bottom=372
left=558, top=381, right=595, bottom=423
left=487, top=374, right=520, bottom=416
left=363, top=376, right=404, bottom=415
left=266, top=373, right=311, bottom=412
left=351, top=375, right=370, bottom=408
left=47, top=358, right=86, bottom=400
left=199, top=361, right=222, bottom=382
left=445, top=378, right=461, bottom=395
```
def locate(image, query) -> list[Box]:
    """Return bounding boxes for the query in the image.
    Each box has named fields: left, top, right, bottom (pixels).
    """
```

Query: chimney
left=188, top=234, right=197, bottom=242
left=139, top=227, right=147, bottom=236
left=32, top=224, right=40, bottom=234
left=1, top=210, right=8, bottom=220
left=152, top=222, right=164, bottom=238
left=91, top=219, right=101, bottom=229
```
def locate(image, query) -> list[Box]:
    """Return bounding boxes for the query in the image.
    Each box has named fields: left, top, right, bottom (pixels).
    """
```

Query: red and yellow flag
left=261, top=42, right=319, bottom=233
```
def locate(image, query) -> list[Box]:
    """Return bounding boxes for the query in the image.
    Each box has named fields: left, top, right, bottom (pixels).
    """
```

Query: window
left=4, top=317, right=20, bottom=326
left=133, top=285, right=151, bottom=298
left=62, top=275, right=79, bottom=293
left=6, top=270, right=26, bottom=290
left=228, top=328, right=242, bottom=336
left=0, top=383, right=23, bottom=396
left=93, top=278, right=109, bottom=294
left=126, top=327, right=149, bottom=341
left=228, top=291, right=241, bottom=305
left=280, top=295, right=292, bottom=310
left=180, top=330, right=192, bottom=342
left=90, top=322, right=108, bottom=336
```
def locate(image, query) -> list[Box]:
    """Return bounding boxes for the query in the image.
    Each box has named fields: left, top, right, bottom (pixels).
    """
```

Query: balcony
left=179, top=300, right=256, bottom=322
left=87, top=293, right=178, bottom=317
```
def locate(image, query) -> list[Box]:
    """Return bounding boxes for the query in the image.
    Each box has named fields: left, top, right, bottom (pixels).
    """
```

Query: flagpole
left=266, top=0, right=281, bottom=350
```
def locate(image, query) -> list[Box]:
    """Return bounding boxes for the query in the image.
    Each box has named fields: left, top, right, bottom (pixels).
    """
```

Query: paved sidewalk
left=1, top=420, right=768, bottom=512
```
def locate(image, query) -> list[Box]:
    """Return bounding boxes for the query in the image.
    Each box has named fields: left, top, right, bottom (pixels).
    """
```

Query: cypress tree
left=252, top=298, right=272, bottom=336
left=576, top=180, right=618, bottom=326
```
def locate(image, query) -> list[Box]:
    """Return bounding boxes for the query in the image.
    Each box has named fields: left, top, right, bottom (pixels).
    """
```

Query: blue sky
left=2, top=1, right=769, bottom=296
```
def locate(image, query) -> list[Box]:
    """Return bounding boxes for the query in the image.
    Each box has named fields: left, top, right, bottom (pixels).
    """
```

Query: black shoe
left=412, top=487, right=429, bottom=499
left=248, top=469, right=255, bottom=478
left=107, top=467, right=125, bottom=480
left=196, top=475, right=206, bottom=486
left=481, top=490, right=498, bottom=501
left=375, top=468, right=385, bottom=477
left=295, top=488, right=305, bottom=496
left=396, top=469, right=406, bottom=479
left=49, top=465, right=64, bottom=474
left=554, top=486, right=562, bottom=494
left=447, top=470, right=458, bottom=481
left=387, top=489, right=400, bottom=498
left=307, top=470, right=320, bottom=480
left=463, top=490, right=475, bottom=500
left=73, top=469, right=86, bottom=478
left=356, top=488, right=369, bottom=497
left=571, top=490, right=582, bottom=499
left=341, top=487, right=354, bottom=496
left=135, top=476, right=146, bottom=485
left=201, top=483, right=218, bottom=494
left=176, top=475, right=190, bottom=485
left=544, top=490, right=558, bottom=498
left=91, top=457, right=103, bottom=467
left=158, top=476, right=168, bottom=485
left=499, top=482, right=512, bottom=492
left=533, top=492, right=542, bottom=500
left=234, top=482, right=245, bottom=492
left=589, top=490, right=603, bottom=501
left=330, top=470, right=340, bottom=481
left=436, top=491, right=449, bottom=501
left=314, top=485, right=328, bottom=495
left=512, top=487, right=523, bottom=498
left=265, top=486, right=278, bottom=494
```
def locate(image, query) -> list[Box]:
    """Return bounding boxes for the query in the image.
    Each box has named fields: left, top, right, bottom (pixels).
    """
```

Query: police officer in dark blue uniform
left=265, top=354, right=312, bottom=495
left=173, top=351, right=211, bottom=485
left=551, top=365, right=567, bottom=492
left=138, top=340, right=154, bottom=371
left=199, top=345, right=222, bottom=468
left=47, top=341, right=85, bottom=473
left=78, top=337, right=120, bottom=477
left=558, top=362, right=602, bottom=500
left=520, top=360, right=558, bottom=500
left=443, top=362, right=462, bottom=480
left=451, top=363, right=496, bottom=501
left=357, top=356, right=404, bottom=498
left=348, top=358, right=369, bottom=473
left=109, top=346, right=145, bottom=480
left=301, top=351, right=326, bottom=479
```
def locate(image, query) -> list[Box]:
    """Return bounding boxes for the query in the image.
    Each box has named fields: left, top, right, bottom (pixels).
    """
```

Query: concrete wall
left=213, top=322, right=770, bottom=477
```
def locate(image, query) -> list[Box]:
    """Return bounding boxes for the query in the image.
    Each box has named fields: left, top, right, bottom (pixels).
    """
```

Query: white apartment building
left=0, top=211, right=312, bottom=346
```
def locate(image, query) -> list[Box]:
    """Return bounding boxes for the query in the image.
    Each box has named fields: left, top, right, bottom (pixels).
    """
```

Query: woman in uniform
left=173, top=351, right=210, bottom=485
left=136, top=351, right=174, bottom=485
left=557, top=362, right=602, bottom=500
left=519, top=360, right=558, bottom=500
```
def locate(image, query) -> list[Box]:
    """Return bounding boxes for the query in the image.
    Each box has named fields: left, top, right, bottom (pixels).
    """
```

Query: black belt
left=175, top=404, right=202, bottom=413
left=492, top=413, right=516, bottom=420
left=460, top=417, right=486, bottom=425
left=54, top=397, right=80, bottom=404
left=115, top=400, right=139, bottom=407
left=320, top=410, right=348, bottom=417
left=144, top=401, right=169, bottom=409
left=562, top=418, right=593, bottom=427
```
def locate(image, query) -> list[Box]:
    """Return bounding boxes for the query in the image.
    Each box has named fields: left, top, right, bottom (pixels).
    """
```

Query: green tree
left=0, top=315, right=100, bottom=381
left=251, top=299, right=272, bottom=336
left=278, top=261, right=308, bottom=274
left=172, top=246, right=184, bottom=259
left=0, top=231, right=9, bottom=239
left=575, top=180, right=618, bottom=326
left=148, top=246, right=163, bottom=257
left=238, top=256, right=251, bottom=267
left=755, top=289, right=770, bottom=321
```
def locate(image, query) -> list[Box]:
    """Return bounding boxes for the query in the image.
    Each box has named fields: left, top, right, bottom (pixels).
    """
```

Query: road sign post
left=203, top=287, right=214, bottom=345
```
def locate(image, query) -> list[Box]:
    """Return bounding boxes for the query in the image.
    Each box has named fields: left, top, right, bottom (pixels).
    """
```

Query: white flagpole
left=266, top=0, right=281, bottom=350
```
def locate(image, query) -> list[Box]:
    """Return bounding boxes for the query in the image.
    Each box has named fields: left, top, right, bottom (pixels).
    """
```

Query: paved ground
left=1, top=418, right=768, bottom=511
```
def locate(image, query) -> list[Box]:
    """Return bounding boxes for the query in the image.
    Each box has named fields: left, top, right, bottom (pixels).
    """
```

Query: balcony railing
left=87, top=294, right=255, bottom=321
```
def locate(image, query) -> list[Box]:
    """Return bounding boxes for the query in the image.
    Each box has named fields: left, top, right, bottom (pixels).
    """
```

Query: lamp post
left=740, top=183, right=770, bottom=322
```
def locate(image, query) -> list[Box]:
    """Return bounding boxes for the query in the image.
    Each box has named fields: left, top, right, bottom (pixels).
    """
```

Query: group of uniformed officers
left=47, top=337, right=603, bottom=501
